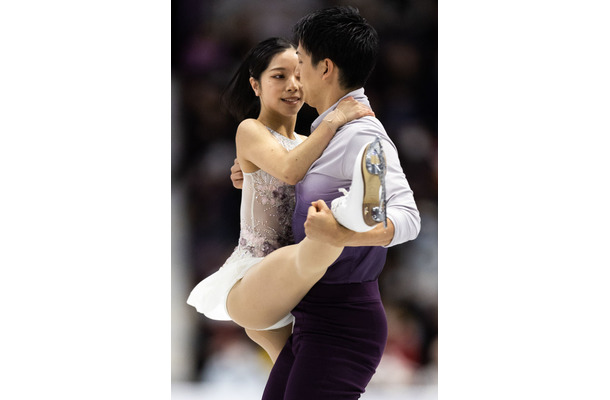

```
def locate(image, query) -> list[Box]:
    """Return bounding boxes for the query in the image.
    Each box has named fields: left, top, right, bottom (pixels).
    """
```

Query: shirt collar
left=310, top=87, right=367, bottom=133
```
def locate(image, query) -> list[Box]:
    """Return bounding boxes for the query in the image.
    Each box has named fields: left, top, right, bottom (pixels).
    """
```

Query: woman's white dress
left=187, top=128, right=303, bottom=330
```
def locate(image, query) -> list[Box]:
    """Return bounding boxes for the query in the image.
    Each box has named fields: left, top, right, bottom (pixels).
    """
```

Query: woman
left=187, top=37, right=386, bottom=362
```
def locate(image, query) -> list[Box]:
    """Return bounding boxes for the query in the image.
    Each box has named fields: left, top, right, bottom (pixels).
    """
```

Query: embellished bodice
left=234, top=128, right=303, bottom=258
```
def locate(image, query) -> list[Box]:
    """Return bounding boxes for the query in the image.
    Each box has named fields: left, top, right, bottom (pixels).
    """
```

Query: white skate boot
left=331, top=136, right=387, bottom=232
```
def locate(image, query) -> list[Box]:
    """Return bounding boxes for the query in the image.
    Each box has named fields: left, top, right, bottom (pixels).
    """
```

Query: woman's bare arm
left=236, top=97, right=374, bottom=185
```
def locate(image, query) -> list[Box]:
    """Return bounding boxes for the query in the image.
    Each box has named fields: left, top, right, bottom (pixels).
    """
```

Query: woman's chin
left=281, top=103, right=304, bottom=115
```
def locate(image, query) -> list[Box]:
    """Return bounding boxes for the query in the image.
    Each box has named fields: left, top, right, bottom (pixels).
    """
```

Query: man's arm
left=304, top=129, right=421, bottom=248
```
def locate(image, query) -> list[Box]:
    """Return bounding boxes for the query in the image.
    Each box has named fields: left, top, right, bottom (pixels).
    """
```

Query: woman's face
left=252, top=49, right=303, bottom=117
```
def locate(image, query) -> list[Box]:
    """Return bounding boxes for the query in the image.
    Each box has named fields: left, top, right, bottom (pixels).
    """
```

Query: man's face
left=295, top=44, right=323, bottom=108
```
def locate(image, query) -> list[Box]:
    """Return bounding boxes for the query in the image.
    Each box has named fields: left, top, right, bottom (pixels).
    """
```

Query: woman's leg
left=227, top=237, right=342, bottom=330
left=245, top=325, right=293, bottom=363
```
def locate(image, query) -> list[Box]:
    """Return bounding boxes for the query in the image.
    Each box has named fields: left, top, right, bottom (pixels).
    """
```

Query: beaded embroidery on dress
left=187, top=127, right=302, bottom=329
left=237, top=129, right=301, bottom=258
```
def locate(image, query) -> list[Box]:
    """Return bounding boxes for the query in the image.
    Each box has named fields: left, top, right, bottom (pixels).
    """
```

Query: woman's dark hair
left=222, top=37, right=295, bottom=121
left=293, top=6, right=378, bottom=90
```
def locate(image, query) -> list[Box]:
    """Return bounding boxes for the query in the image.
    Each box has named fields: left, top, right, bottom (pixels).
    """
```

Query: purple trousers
left=262, top=280, right=388, bottom=400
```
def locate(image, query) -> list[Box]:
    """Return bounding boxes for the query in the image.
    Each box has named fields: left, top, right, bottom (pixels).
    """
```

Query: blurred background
left=171, top=0, right=437, bottom=398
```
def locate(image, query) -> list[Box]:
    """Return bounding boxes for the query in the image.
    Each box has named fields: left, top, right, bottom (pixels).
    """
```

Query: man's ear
left=321, top=58, right=336, bottom=81
left=249, top=77, right=260, bottom=96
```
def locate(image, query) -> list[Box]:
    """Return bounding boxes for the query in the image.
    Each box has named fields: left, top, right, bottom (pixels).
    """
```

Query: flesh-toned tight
left=227, top=236, right=342, bottom=362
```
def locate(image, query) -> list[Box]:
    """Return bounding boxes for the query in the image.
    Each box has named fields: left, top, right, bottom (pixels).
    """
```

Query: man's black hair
left=293, top=6, right=379, bottom=89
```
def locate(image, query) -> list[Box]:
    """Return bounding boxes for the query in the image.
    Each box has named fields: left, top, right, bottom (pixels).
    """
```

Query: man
left=233, top=6, right=421, bottom=399
left=264, top=6, right=421, bottom=399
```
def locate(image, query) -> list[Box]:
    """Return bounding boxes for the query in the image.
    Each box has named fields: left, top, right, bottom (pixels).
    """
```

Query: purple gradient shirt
left=292, top=88, right=421, bottom=283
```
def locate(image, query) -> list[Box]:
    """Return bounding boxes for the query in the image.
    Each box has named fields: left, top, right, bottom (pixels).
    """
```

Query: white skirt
left=186, top=251, right=294, bottom=331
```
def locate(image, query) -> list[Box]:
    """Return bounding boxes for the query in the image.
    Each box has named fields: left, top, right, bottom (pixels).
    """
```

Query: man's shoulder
left=341, top=115, right=385, bottom=133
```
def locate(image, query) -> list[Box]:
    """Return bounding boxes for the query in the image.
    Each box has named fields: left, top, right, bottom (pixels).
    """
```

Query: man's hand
left=230, top=158, right=243, bottom=189
left=304, top=200, right=351, bottom=247
left=305, top=199, right=395, bottom=248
